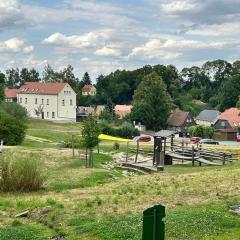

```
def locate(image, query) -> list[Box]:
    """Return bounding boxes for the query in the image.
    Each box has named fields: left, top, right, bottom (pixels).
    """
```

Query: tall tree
left=219, top=74, right=240, bottom=111
left=5, top=68, right=20, bottom=88
left=42, top=64, right=61, bottom=82
left=0, top=84, right=4, bottom=102
left=131, top=72, right=173, bottom=131
left=81, top=115, right=101, bottom=168
left=59, top=65, right=80, bottom=92
left=20, top=68, right=40, bottom=85
left=81, top=72, right=92, bottom=85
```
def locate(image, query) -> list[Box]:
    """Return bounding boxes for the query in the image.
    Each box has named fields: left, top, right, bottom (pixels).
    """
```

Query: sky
left=0, top=0, right=240, bottom=81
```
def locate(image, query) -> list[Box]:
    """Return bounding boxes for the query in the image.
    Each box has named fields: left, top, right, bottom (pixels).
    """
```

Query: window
left=25, top=98, right=27, bottom=104
left=19, top=97, right=22, bottom=103
left=47, top=112, right=49, bottom=118
left=47, top=99, right=49, bottom=105
left=221, top=121, right=226, bottom=127
left=70, top=99, right=73, bottom=105
left=62, top=99, right=65, bottom=106
left=52, top=112, right=55, bottom=118
left=41, top=99, right=44, bottom=104
left=35, top=98, right=37, bottom=104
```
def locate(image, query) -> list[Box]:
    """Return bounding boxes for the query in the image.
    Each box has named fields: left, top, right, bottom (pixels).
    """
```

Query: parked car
left=190, top=137, right=201, bottom=144
left=199, top=139, right=219, bottom=145
left=236, top=135, right=240, bottom=142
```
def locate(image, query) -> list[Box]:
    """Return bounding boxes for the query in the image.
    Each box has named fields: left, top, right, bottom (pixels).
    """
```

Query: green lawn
left=1, top=119, right=240, bottom=240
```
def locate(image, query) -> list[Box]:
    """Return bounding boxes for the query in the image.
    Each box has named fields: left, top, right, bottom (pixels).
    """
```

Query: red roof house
left=4, top=88, right=19, bottom=102
left=214, top=108, right=240, bottom=140
left=19, top=82, right=67, bottom=95
left=114, top=105, right=132, bottom=119
left=82, top=85, right=96, bottom=96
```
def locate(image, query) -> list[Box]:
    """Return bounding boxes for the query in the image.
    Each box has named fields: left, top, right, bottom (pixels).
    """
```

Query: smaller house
left=76, top=106, right=94, bottom=122
left=168, top=111, right=195, bottom=137
left=82, top=85, right=96, bottom=96
left=114, top=105, right=132, bottom=119
left=195, top=109, right=220, bottom=126
left=4, top=88, right=19, bottom=102
left=214, top=108, right=240, bottom=140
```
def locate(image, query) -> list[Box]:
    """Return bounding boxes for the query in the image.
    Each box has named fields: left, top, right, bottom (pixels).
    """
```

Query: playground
left=1, top=119, right=240, bottom=240
left=98, top=130, right=237, bottom=174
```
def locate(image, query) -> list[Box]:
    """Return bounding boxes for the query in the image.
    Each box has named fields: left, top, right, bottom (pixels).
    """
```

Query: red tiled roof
left=217, top=107, right=240, bottom=128
left=168, top=111, right=189, bottom=127
left=82, top=85, right=94, bottom=92
left=114, top=105, right=132, bottom=118
left=4, top=88, right=19, bottom=98
left=18, top=82, right=67, bottom=95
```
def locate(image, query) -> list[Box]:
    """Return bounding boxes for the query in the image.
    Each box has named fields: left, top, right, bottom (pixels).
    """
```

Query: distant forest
left=1, top=59, right=240, bottom=116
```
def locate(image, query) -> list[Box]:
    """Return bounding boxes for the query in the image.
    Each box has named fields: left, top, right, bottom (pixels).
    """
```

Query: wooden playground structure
left=122, top=130, right=237, bottom=173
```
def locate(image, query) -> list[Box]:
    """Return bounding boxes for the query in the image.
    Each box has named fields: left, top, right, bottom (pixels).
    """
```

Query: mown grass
left=1, top=119, right=240, bottom=240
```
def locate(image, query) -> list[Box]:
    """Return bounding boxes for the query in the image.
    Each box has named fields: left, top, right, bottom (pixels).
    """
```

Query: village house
left=195, top=109, right=220, bottom=126
left=114, top=104, right=132, bottom=119
left=82, top=85, right=96, bottom=96
left=214, top=107, right=240, bottom=140
left=168, top=110, right=195, bottom=137
left=17, top=82, right=76, bottom=122
left=4, top=88, right=19, bottom=102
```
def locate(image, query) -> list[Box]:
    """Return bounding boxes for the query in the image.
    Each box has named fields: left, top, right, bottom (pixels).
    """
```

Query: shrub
left=0, top=102, right=28, bottom=119
left=188, top=125, right=214, bottom=138
left=0, top=154, right=45, bottom=192
left=100, top=123, right=140, bottom=139
left=0, top=110, right=27, bottom=145
left=113, top=142, right=120, bottom=150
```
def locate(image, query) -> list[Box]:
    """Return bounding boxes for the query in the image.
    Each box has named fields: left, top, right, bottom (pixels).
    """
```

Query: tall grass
left=0, top=153, right=45, bottom=192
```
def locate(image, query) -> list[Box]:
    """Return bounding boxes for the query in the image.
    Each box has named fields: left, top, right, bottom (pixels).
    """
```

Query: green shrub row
left=188, top=125, right=214, bottom=139
left=100, top=123, right=140, bottom=139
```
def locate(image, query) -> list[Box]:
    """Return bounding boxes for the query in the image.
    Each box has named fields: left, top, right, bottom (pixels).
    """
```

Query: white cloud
left=161, top=0, right=196, bottom=13
left=95, top=46, right=121, bottom=57
left=4, top=37, right=24, bottom=52
left=0, top=37, right=33, bottom=54
left=187, top=22, right=240, bottom=36
left=43, top=29, right=115, bottom=49
left=129, top=39, right=181, bottom=60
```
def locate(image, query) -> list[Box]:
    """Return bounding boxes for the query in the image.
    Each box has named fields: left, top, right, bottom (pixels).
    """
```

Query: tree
left=20, top=68, right=40, bottom=85
left=5, top=68, right=20, bottom=88
left=131, top=72, right=173, bottom=131
left=42, top=64, right=61, bottom=82
left=219, top=75, right=240, bottom=111
left=81, top=115, right=101, bottom=168
left=82, top=72, right=92, bottom=85
left=0, top=72, right=4, bottom=102
left=0, top=109, right=27, bottom=145
left=1, top=102, right=28, bottom=119
left=236, top=98, right=240, bottom=109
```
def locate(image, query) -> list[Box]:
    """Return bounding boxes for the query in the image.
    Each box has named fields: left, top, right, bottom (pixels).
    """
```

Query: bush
left=0, top=110, right=27, bottom=145
left=188, top=125, right=214, bottom=138
left=100, top=123, right=140, bottom=139
left=0, top=102, right=28, bottom=119
left=63, top=135, right=83, bottom=149
left=0, top=153, right=45, bottom=192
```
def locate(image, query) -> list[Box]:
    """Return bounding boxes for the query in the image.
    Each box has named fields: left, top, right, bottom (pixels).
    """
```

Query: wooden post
left=135, top=141, right=139, bottom=163
left=126, top=142, right=129, bottom=162
left=72, top=134, right=75, bottom=157
left=223, top=152, right=226, bottom=165
left=97, top=142, right=100, bottom=154
left=85, top=148, right=88, bottom=168
left=192, top=145, right=195, bottom=167
left=171, top=135, right=173, bottom=151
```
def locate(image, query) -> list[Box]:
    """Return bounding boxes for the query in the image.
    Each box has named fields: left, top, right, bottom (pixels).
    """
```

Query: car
left=236, top=135, right=240, bottom=142
left=199, top=139, right=219, bottom=145
left=190, top=137, right=201, bottom=144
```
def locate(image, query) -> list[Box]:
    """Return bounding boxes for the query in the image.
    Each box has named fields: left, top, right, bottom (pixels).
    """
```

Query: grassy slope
left=1, top=119, right=240, bottom=240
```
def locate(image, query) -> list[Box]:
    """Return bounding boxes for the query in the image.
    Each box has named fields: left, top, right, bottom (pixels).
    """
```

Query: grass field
left=0, top=119, right=240, bottom=240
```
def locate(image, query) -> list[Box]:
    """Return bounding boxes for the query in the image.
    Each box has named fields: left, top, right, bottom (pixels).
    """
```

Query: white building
left=17, top=82, right=76, bottom=122
left=195, top=109, right=220, bottom=126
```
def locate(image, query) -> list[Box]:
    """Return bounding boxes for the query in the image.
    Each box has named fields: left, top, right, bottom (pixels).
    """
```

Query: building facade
left=17, top=82, right=76, bottom=122
left=82, top=85, right=96, bottom=96
left=4, top=88, right=19, bottom=102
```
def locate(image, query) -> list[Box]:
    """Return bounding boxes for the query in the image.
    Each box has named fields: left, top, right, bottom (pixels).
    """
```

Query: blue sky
left=0, top=0, right=240, bottom=80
